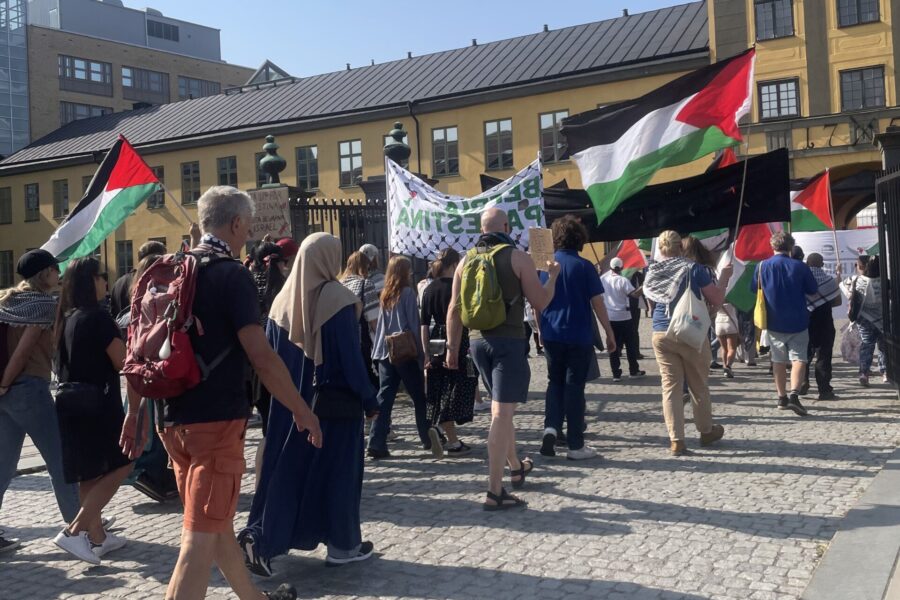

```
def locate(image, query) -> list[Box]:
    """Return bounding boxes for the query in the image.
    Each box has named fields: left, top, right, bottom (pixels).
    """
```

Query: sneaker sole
left=787, top=404, right=809, bottom=417
left=428, top=428, right=444, bottom=460
left=0, top=541, right=20, bottom=555
left=238, top=531, right=272, bottom=577
left=326, top=547, right=374, bottom=567
left=539, top=433, right=556, bottom=457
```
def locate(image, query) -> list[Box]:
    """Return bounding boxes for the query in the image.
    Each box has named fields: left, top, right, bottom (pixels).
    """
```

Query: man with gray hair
left=750, top=231, right=818, bottom=416
left=803, top=253, right=841, bottom=400
left=119, top=186, right=319, bottom=600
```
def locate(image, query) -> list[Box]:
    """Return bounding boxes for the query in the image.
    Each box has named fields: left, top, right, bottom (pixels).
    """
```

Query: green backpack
left=459, top=243, right=511, bottom=331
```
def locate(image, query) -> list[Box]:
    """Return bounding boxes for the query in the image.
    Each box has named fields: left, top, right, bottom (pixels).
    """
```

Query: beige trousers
left=652, top=332, right=714, bottom=442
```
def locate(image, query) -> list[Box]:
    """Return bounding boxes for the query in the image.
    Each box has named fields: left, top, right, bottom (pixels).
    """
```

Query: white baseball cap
left=359, top=244, right=379, bottom=261
left=610, top=257, right=624, bottom=269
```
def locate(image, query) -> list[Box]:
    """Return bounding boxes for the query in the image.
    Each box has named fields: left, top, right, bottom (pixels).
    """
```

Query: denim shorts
left=470, top=336, right=530, bottom=404
left=769, top=329, right=810, bottom=364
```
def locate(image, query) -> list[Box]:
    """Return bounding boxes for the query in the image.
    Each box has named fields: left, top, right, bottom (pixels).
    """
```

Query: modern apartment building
left=0, top=0, right=254, bottom=156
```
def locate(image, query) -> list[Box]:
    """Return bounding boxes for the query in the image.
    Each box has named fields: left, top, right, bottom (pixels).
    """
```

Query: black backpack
left=848, top=277, right=863, bottom=322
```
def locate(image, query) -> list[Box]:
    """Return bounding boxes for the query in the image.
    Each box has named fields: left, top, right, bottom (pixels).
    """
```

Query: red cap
left=275, top=237, right=299, bottom=258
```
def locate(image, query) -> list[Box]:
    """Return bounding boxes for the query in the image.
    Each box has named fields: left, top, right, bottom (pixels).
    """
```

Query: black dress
left=56, top=306, right=131, bottom=483
left=420, top=278, right=477, bottom=425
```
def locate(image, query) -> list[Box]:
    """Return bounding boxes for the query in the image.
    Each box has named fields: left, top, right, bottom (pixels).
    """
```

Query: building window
left=758, top=79, right=800, bottom=120
left=59, top=101, right=111, bottom=126
left=539, top=111, right=569, bottom=163
left=0, top=250, right=12, bottom=287
left=296, top=146, right=319, bottom=190
left=178, top=76, right=220, bottom=100
left=122, top=66, right=169, bottom=103
left=432, top=127, right=459, bottom=176
left=841, top=66, right=885, bottom=110
left=24, top=183, right=38, bottom=222
left=485, top=118, right=513, bottom=170
left=181, top=162, right=200, bottom=205
left=0, top=188, right=10, bottom=224
left=147, top=166, right=165, bottom=209
left=216, top=156, right=238, bottom=186
left=254, top=152, right=267, bottom=188
left=116, top=240, right=133, bottom=277
left=338, top=140, right=362, bottom=187
left=838, top=0, right=879, bottom=26
left=755, top=0, right=794, bottom=40
left=147, top=20, right=179, bottom=41
left=58, top=55, right=111, bottom=83
left=765, top=128, right=792, bottom=152
left=52, top=179, right=69, bottom=219
left=82, top=175, right=93, bottom=194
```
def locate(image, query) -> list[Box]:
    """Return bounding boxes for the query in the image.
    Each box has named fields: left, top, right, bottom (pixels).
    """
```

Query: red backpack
left=122, top=252, right=232, bottom=398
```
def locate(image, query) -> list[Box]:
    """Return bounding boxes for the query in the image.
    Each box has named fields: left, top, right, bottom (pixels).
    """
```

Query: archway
left=829, top=162, right=881, bottom=229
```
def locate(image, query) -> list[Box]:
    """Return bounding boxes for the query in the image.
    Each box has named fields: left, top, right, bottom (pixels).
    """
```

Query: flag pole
left=589, top=242, right=604, bottom=269
left=826, top=168, right=841, bottom=274
left=729, top=152, right=750, bottom=263
left=158, top=182, right=195, bottom=226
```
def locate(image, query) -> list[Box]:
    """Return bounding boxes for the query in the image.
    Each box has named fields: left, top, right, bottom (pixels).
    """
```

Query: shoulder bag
left=386, top=292, right=419, bottom=366
left=666, top=268, right=711, bottom=351
left=848, top=277, right=863, bottom=322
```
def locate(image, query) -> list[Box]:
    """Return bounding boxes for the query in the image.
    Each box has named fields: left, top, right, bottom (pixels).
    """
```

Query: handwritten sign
left=528, top=227, right=554, bottom=271
left=249, top=187, right=291, bottom=241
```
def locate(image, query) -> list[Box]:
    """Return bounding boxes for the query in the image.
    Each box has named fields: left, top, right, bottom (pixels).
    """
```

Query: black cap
left=17, top=249, right=60, bottom=279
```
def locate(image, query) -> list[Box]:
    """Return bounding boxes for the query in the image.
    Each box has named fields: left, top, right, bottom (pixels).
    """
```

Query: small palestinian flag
left=561, top=48, right=755, bottom=224
left=42, top=136, right=160, bottom=268
left=716, top=222, right=783, bottom=312
left=790, top=170, right=833, bottom=232
left=707, top=146, right=739, bottom=171
left=599, top=239, right=648, bottom=277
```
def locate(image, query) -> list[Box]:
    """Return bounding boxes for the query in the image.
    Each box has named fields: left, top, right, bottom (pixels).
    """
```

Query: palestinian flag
left=716, top=222, right=783, bottom=311
left=790, top=170, right=833, bottom=232
left=598, top=239, right=648, bottom=277
left=561, top=48, right=755, bottom=224
left=707, top=146, right=739, bottom=171
left=42, top=137, right=160, bottom=268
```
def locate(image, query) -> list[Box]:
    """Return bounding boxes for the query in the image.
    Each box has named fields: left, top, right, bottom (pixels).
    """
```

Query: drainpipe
left=407, top=101, right=422, bottom=174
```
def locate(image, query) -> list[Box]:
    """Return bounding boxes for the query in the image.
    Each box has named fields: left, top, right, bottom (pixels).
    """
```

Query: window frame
left=431, top=126, right=459, bottom=177
left=0, top=250, right=13, bottom=288
left=58, top=55, right=112, bottom=83
left=840, top=65, right=886, bottom=111
left=338, top=139, right=362, bottom=188
left=115, top=240, right=134, bottom=277
left=538, top=110, right=569, bottom=163
left=147, top=20, right=179, bottom=42
left=52, top=179, right=69, bottom=220
left=216, top=156, right=238, bottom=187
left=757, top=78, right=801, bottom=121
left=484, top=118, right=514, bottom=171
left=754, top=0, right=795, bottom=41
left=147, top=166, right=165, bottom=209
left=177, top=76, right=220, bottom=100
left=837, top=0, right=880, bottom=27
left=180, top=161, right=201, bottom=205
left=296, top=145, right=320, bottom=190
left=24, top=183, right=39, bottom=222
left=0, top=188, right=10, bottom=225
left=121, top=65, right=170, bottom=102
left=59, top=101, right=111, bottom=126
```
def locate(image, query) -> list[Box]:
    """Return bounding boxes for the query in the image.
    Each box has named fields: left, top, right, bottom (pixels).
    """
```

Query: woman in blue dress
left=239, top=232, right=378, bottom=575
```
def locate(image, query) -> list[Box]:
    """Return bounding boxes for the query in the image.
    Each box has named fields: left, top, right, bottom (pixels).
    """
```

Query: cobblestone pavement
left=3, top=324, right=899, bottom=600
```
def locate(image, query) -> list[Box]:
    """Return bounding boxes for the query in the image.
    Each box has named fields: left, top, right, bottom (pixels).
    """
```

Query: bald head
left=807, top=252, right=824, bottom=268
left=481, top=207, right=509, bottom=234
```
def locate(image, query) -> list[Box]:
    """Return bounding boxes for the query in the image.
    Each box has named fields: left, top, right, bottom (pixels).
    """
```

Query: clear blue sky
left=129, top=0, right=688, bottom=76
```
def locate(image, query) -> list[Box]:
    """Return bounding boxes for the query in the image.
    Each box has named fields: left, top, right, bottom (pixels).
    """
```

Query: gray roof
left=3, top=1, right=708, bottom=168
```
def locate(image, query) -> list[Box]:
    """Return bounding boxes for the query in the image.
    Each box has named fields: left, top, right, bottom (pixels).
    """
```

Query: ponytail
left=428, top=248, right=461, bottom=279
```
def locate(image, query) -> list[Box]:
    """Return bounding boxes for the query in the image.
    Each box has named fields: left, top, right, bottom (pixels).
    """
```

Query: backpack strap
left=195, top=344, right=234, bottom=382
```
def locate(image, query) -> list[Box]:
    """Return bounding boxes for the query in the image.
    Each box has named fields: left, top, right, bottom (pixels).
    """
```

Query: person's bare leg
left=790, top=360, right=806, bottom=393
left=486, top=402, right=516, bottom=500
left=69, top=463, right=132, bottom=543
left=214, top=526, right=267, bottom=600
left=773, top=363, right=788, bottom=397
left=254, top=438, right=266, bottom=489
left=441, top=421, right=458, bottom=444
left=166, top=529, right=217, bottom=600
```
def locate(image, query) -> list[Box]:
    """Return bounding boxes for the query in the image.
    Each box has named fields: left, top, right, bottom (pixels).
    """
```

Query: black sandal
left=483, top=487, right=527, bottom=511
left=510, top=456, right=534, bottom=490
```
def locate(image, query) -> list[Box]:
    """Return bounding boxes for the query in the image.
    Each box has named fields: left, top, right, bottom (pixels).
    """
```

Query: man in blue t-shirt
left=538, top=216, right=616, bottom=461
left=751, top=231, right=818, bottom=416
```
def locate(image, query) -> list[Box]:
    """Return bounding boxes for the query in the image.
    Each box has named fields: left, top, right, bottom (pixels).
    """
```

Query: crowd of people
left=0, top=185, right=886, bottom=599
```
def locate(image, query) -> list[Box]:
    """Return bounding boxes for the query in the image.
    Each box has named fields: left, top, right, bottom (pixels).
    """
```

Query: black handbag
left=55, top=381, right=106, bottom=417
left=311, top=384, right=362, bottom=420
left=848, top=277, right=863, bottom=322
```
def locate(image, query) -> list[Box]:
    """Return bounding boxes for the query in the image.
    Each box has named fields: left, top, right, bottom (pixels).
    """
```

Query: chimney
left=346, top=63, right=350, bottom=71
left=543, top=24, right=549, bottom=32
left=472, top=38, right=477, bottom=46
left=407, top=51, right=412, bottom=59
left=622, top=8, right=629, bottom=16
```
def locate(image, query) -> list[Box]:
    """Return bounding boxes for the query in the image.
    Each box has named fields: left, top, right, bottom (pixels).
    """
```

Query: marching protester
left=52, top=257, right=133, bottom=563
left=109, top=240, right=166, bottom=318
left=601, top=256, right=642, bottom=383
left=629, top=266, right=646, bottom=359
left=643, top=231, right=730, bottom=456
left=0, top=250, right=79, bottom=555
left=446, top=207, right=560, bottom=509
left=804, top=253, right=841, bottom=399
left=340, top=251, right=379, bottom=388
left=420, top=248, right=477, bottom=458
left=368, top=255, right=431, bottom=458
left=751, top=231, right=818, bottom=415
left=538, top=216, right=616, bottom=461
left=842, top=255, right=885, bottom=386
left=118, top=186, right=319, bottom=600
left=682, top=236, right=722, bottom=372
left=241, top=232, right=378, bottom=574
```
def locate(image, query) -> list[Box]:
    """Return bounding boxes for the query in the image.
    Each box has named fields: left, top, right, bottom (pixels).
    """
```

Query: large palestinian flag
left=790, top=170, right=833, bottom=232
left=716, top=222, right=783, bottom=312
left=42, top=137, right=160, bottom=267
left=561, top=48, right=755, bottom=224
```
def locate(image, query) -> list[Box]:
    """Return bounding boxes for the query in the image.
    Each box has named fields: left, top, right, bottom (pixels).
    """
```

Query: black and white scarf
left=194, top=233, right=233, bottom=258
left=643, top=257, right=692, bottom=305
left=0, top=291, right=57, bottom=329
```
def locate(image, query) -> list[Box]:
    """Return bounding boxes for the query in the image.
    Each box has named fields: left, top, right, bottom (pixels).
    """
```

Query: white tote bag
left=666, top=269, right=711, bottom=351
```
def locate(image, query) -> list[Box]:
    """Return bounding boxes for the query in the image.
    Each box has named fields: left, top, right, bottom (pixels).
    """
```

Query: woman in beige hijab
left=239, top=233, right=379, bottom=573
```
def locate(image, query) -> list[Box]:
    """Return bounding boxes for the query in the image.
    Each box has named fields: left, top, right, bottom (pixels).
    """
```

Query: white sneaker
left=473, top=400, right=492, bottom=412
left=53, top=529, right=101, bottom=565
left=100, top=516, right=116, bottom=530
left=567, top=446, right=600, bottom=461
left=883, top=374, right=890, bottom=384
left=92, top=531, right=126, bottom=558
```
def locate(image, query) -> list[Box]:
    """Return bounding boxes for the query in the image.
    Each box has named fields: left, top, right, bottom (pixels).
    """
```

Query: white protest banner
left=248, top=187, right=291, bottom=241
left=387, top=158, right=544, bottom=259
left=793, top=228, right=879, bottom=318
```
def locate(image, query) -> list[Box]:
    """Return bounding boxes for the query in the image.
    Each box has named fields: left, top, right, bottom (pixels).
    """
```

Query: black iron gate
left=874, top=166, right=900, bottom=390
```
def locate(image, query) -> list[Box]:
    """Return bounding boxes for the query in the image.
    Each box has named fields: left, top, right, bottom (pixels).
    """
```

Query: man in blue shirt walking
left=751, top=231, right=818, bottom=416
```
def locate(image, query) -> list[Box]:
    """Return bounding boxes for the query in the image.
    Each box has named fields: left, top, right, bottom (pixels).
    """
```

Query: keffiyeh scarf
left=0, top=291, right=57, bottom=329
left=643, top=257, right=692, bottom=305
left=807, top=267, right=839, bottom=310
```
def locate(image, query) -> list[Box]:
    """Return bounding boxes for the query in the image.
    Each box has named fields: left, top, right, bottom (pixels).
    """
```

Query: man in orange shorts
left=121, top=186, right=321, bottom=600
